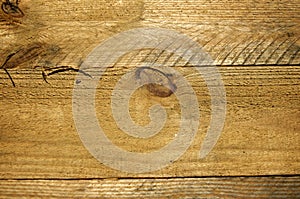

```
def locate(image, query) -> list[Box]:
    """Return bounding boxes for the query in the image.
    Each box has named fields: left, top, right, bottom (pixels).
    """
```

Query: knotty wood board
left=1, top=64, right=299, bottom=178
left=0, top=1, right=299, bottom=197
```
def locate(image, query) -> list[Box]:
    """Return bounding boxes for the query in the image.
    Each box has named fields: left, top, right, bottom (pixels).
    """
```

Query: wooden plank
left=0, top=0, right=299, bottom=180
left=1, top=0, right=299, bottom=66
left=0, top=176, right=299, bottom=198
left=142, top=0, right=300, bottom=65
left=0, top=65, right=299, bottom=178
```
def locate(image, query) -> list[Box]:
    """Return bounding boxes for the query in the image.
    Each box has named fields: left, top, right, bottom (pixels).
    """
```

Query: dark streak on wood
left=1, top=42, right=91, bottom=86
left=1, top=0, right=24, bottom=18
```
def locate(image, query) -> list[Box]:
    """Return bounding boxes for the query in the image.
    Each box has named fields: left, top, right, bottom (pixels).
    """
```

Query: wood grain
left=1, top=0, right=299, bottom=67
left=0, top=0, right=300, bottom=197
left=0, top=176, right=299, bottom=198
left=0, top=65, right=299, bottom=178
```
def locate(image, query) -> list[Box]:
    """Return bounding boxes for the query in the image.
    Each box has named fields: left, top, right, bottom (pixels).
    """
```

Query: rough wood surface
left=0, top=176, right=300, bottom=198
left=0, top=0, right=300, bottom=197
left=1, top=65, right=299, bottom=178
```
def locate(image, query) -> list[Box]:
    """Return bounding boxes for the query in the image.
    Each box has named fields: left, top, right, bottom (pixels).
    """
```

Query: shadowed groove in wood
left=204, top=32, right=234, bottom=57
left=239, top=35, right=267, bottom=66
left=138, top=21, right=300, bottom=65
left=172, top=40, right=201, bottom=68
left=210, top=32, right=300, bottom=66
left=265, top=37, right=292, bottom=65
left=1, top=26, right=299, bottom=68
left=276, top=37, right=300, bottom=65
left=0, top=176, right=299, bottom=198
left=218, top=33, right=254, bottom=66
left=254, top=34, right=289, bottom=65
left=241, top=34, right=268, bottom=63
left=289, top=47, right=300, bottom=65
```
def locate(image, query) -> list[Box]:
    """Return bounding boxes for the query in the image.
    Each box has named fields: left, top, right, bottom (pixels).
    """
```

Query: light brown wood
left=0, top=176, right=299, bottom=198
left=1, top=65, right=299, bottom=178
left=0, top=0, right=299, bottom=197
left=1, top=0, right=299, bottom=67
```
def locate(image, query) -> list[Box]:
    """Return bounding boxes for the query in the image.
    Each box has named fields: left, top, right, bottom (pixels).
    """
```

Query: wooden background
left=0, top=0, right=299, bottom=198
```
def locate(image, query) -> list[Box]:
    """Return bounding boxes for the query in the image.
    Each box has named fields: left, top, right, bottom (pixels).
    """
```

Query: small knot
left=135, top=66, right=177, bottom=98
left=1, top=0, right=24, bottom=18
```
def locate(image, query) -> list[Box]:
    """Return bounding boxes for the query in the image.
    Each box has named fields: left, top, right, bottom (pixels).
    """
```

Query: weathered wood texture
left=1, top=0, right=300, bottom=66
left=1, top=176, right=300, bottom=198
left=0, top=0, right=300, bottom=197
left=1, top=65, right=299, bottom=178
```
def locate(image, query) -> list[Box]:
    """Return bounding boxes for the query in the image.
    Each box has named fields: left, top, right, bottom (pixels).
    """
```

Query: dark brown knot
left=1, top=0, right=24, bottom=18
left=135, top=66, right=177, bottom=98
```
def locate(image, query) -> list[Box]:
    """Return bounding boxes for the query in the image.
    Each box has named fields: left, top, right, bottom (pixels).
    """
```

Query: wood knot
left=135, top=66, right=177, bottom=98
left=1, top=0, right=24, bottom=18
